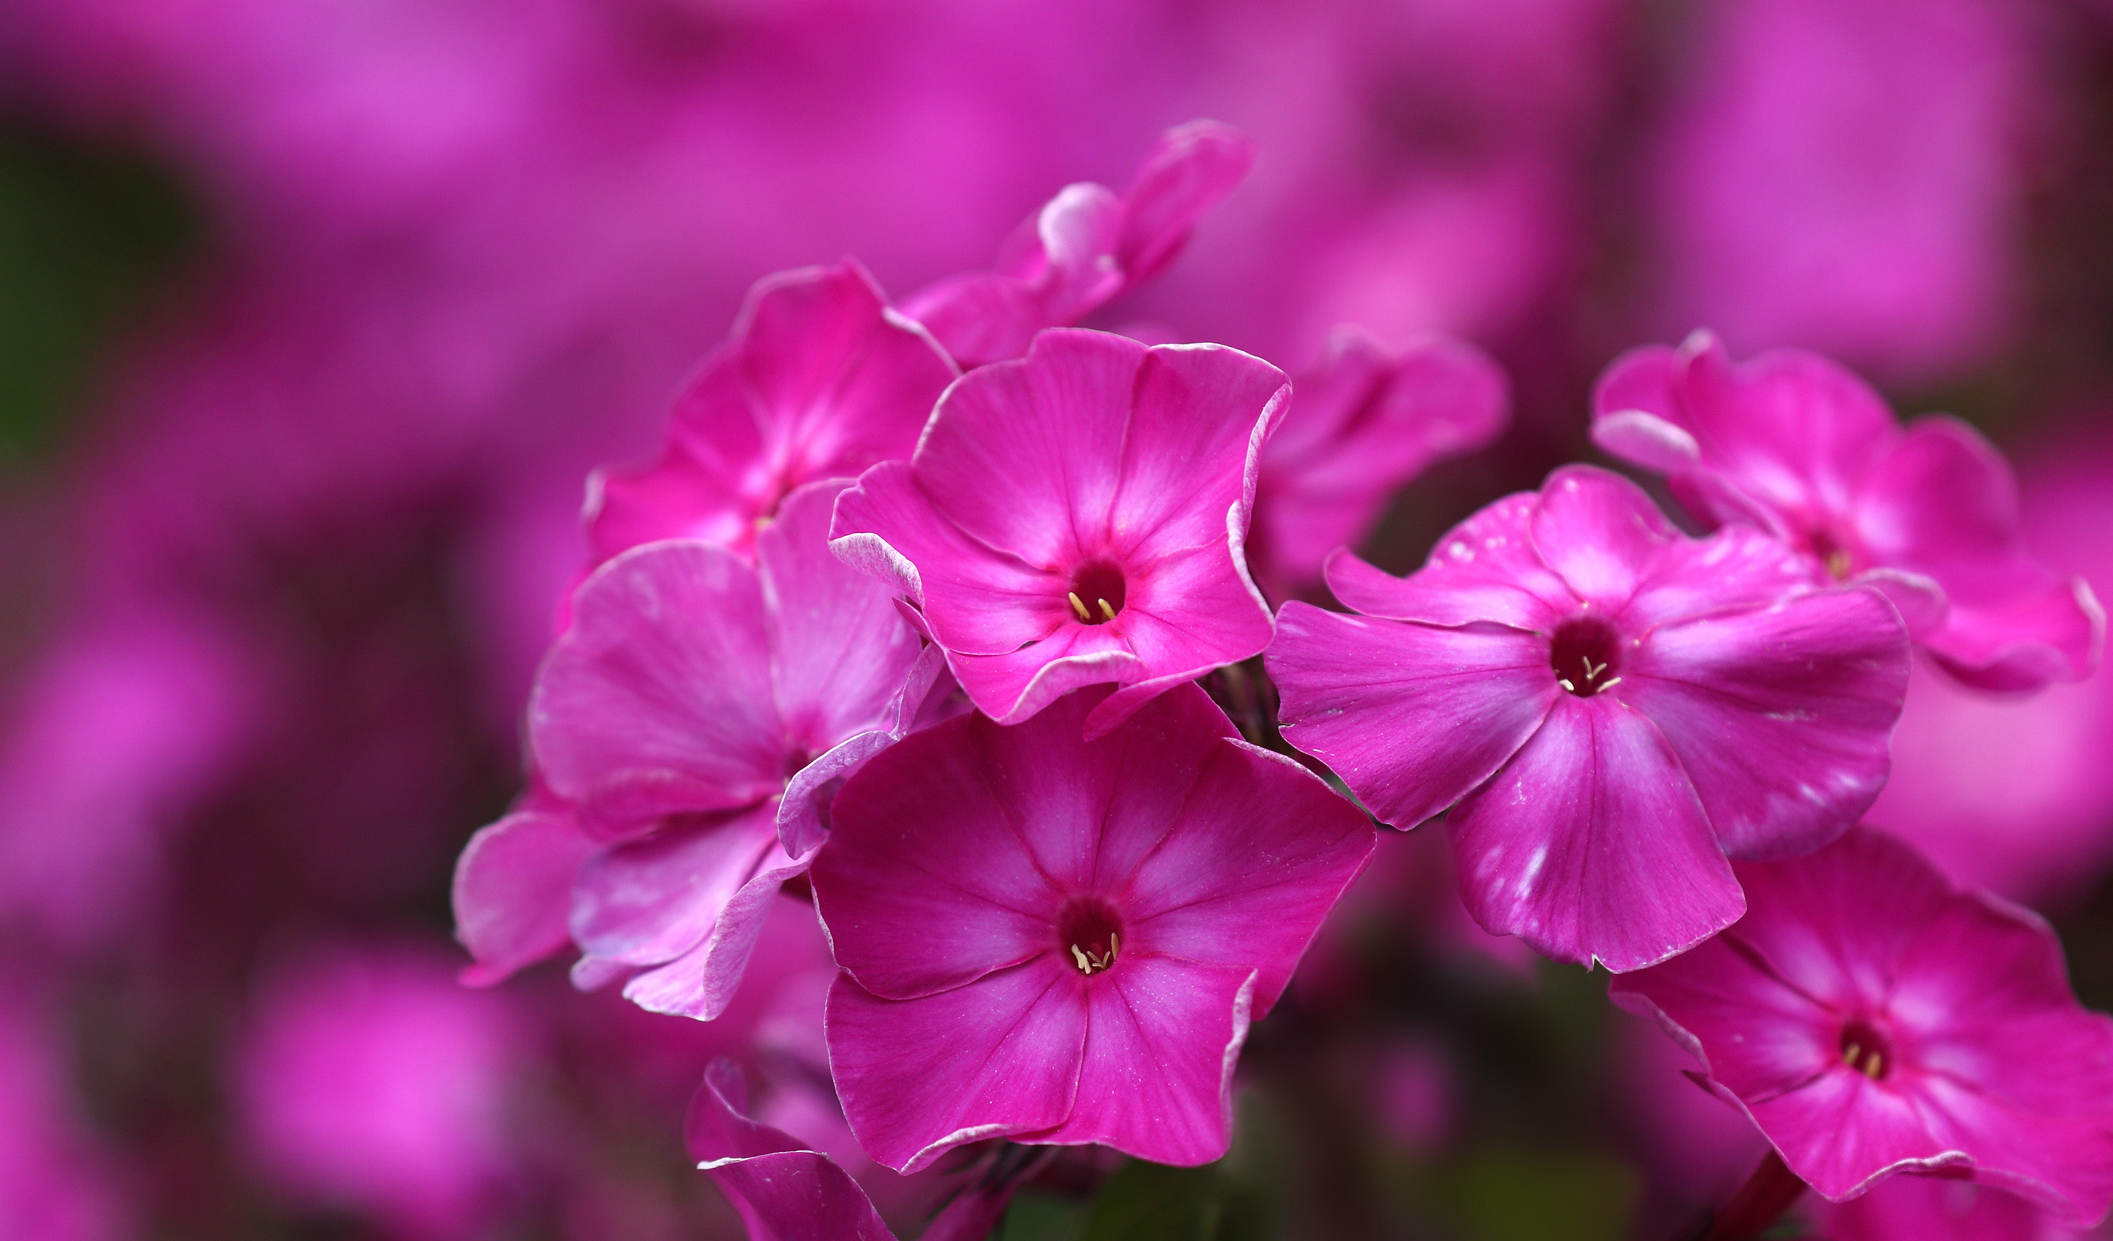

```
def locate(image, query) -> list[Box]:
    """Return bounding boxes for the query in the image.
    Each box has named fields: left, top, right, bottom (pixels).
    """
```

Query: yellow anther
left=1071, top=944, right=1093, bottom=972
left=1068, top=592, right=1091, bottom=622
left=1863, top=1050, right=1884, bottom=1080
left=1826, top=549, right=1853, bottom=580
left=1842, top=1041, right=1861, bottom=1067
left=1097, top=597, right=1117, bottom=622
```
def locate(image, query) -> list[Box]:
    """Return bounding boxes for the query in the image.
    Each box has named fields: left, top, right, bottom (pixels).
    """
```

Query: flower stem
left=1702, top=1150, right=1807, bottom=1241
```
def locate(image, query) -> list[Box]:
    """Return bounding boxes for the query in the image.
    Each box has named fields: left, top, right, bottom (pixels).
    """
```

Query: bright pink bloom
left=453, top=480, right=947, bottom=1016
left=1593, top=332, right=2102, bottom=691
left=686, top=1061, right=1018, bottom=1241
left=236, top=946, right=525, bottom=1239
left=1250, top=327, right=1508, bottom=595
left=1268, top=465, right=1909, bottom=971
left=1612, top=829, right=2113, bottom=1225
left=1815, top=1175, right=2087, bottom=1241
left=831, top=329, right=1288, bottom=735
left=808, top=685, right=1373, bottom=1172
left=898, top=120, right=1255, bottom=369
left=587, top=262, right=957, bottom=565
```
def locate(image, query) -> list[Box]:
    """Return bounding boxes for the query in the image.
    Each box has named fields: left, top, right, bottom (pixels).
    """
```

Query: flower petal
left=686, top=1061, right=896, bottom=1241
left=1448, top=694, right=1744, bottom=972
left=1020, top=959, right=1255, bottom=1167
left=1115, top=119, right=1255, bottom=283
left=827, top=962, right=1087, bottom=1174
left=570, top=805, right=779, bottom=971
left=1620, top=586, right=1908, bottom=858
left=452, top=805, right=596, bottom=987
left=530, top=542, right=785, bottom=830
left=1269, top=603, right=1558, bottom=830
left=1526, top=465, right=1679, bottom=611
left=1324, top=494, right=1572, bottom=630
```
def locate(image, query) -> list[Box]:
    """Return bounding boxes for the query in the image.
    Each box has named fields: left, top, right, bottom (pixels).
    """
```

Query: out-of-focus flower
left=456, top=480, right=941, bottom=1017
left=832, top=329, right=1288, bottom=735
left=1613, top=829, right=2113, bottom=1225
left=1647, top=0, right=2044, bottom=384
left=1270, top=465, right=1909, bottom=970
left=1869, top=429, right=2113, bottom=906
left=0, top=995, right=124, bottom=1241
left=1594, top=333, right=2102, bottom=692
left=1249, top=327, right=1508, bottom=596
left=0, top=611, right=256, bottom=949
left=899, top=120, right=1254, bottom=369
left=235, top=945, right=526, bottom=1239
left=587, top=263, right=957, bottom=566
left=810, top=684, right=1373, bottom=1172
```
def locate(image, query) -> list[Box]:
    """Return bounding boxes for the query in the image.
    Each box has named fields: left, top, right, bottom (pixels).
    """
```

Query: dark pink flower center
left=1839, top=1017, right=1892, bottom=1080
left=1548, top=616, right=1624, bottom=697
left=1066, top=559, right=1128, bottom=626
left=1056, top=898, right=1124, bottom=976
left=1806, top=526, right=1857, bottom=581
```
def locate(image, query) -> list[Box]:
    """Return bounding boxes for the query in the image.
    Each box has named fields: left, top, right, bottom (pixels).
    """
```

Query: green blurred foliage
left=0, top=124, right=196, bottom=467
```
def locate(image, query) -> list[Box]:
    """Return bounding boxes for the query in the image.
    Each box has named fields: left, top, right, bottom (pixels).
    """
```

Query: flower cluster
left=453, top=124, right=2111, bottom=1239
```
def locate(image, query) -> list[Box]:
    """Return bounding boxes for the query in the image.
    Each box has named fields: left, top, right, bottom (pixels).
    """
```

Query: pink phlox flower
left=897, top=120, right=1255, bottom=369
left=809, top=684, right=1375, bottom=1173
left=686, top=1061, right=1022, bottom=1241
left=586, top=261, right=957, bottom=566
left=236, top=945, right=526, bottom=1239
left=1592, top=331, right=2103, bottom=692
left=1611, top=828, right=2113, bottom=1227
left=454, top=479, right=950, bottom=1017
left=1268, top=464, right=1910, bottom=971
left=830, top=328, right=1290, bottom=737
left=1250, top=326, right=1509, bottom=597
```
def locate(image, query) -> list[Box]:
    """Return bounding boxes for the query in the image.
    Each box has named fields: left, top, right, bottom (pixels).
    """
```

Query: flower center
left=1807, top=526, right=1856, bottom=581
left=1547, top=616, right=1624, bottom=697
left=1065, top=559, right=1128, bottom=625
left=1839, top=1017, right=1892, bottom=1080
left=1056, top=898, right=1124, bottom=976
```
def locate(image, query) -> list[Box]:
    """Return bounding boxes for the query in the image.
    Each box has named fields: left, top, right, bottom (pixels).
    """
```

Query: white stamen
left=1067, top=592, right=1091, bottom=622
left=1097, top=597, right=1117, bottom=622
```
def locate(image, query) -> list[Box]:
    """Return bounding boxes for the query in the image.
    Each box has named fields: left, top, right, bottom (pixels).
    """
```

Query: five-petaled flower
left=831, top=327, right=1290, bottom=736
left=1612, top=828, right=2113, bottom=1226
left=809, top=684, right=1374, bottom=1172
left=1593, top=331, right=2103, bottom=692
left=1268, top=464, right=1911, bottom=971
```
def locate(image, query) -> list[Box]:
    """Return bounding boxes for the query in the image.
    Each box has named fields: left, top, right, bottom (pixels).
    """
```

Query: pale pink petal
left=452, top=806, right=596, bottom=986
left=1324, top=494, right=1573, bottom=630
left=617, top=848, right=810, bottom=1022
left=1022, top=959, right=1255, bottom=1166
left=1619, top=586, right=1908, bottom=858
left=827, top=962, right=1087, bottom=1174
left=759, top=480, right=923, bottom=753
left=1448, top=695, right=1744, bottom=972
left=530, top=543, right=785, bottom=830
left=1268, top=603, right=1558, bottom=831
left=570, top=805, right=778, bottom=971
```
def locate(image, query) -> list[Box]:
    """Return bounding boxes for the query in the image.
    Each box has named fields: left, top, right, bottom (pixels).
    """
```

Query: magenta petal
left=1620, top=586, right=1907, bottom=858
left=1609, top=934, right=1836, bottom=1104
left=451, top=806, right=596, bottom=986
left=1324, top=494, right=1573, bottom=630
left=1729, top=832, right=1956, bottom=1012
left=827, top=962, right=1086, bottom=1174
left=831, top=460, right=1064, bottom=657
left=1449, top=695, right=1744, bottom=972
left=1115, top=119, right=1255, bottom=283
left=759, top=480, right=924, bottom=753
left=530, top=543, right=785, bottom=829
left=587, top=355, right=755, bottom=562
left=1023, top=959, right=1255, bottom=1166
left=948, top=631, right=1148, bottom=728
left=618, top=850, right=808, bottom=1021
left=895, top=272, right=1049, bottom=372
left=1749, top=1069, right=1969, bottom=1201
left=1526, top=465, right=1678, bottom=610
left=810, top=715, right=1063, bottom=999
left=1616, top=524, right=1817, bottom=634
left=912, top=330, right=1141, bottom=567
left=1110, top=342, right=1288, bottom=565
left=1119, top=741, right=1375, bottom=1014
left=687, top=1061, right=896, bottom=1241
left=1269, top=603, right=1558, bottom=831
